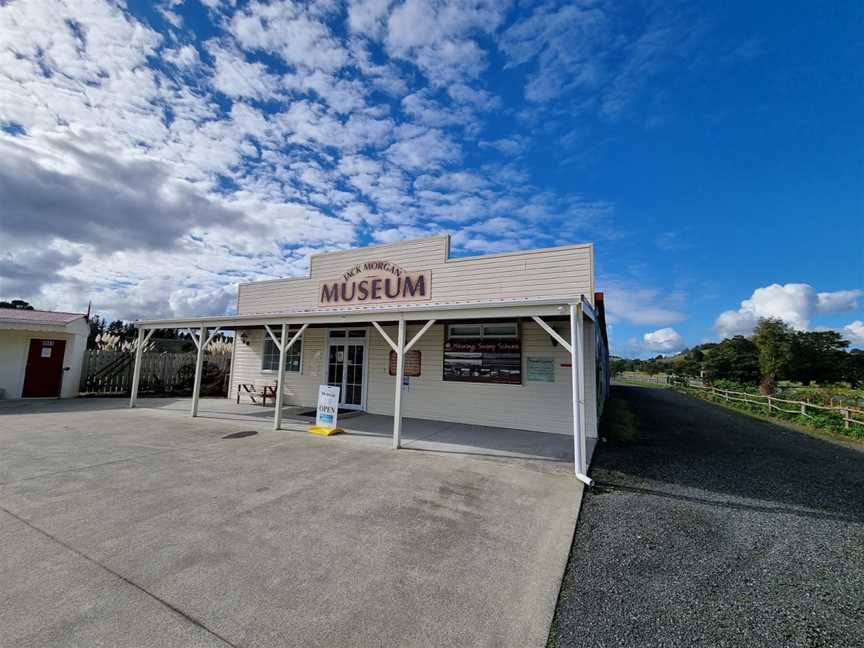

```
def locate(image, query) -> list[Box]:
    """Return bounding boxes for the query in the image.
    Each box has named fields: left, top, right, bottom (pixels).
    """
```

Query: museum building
left=132, top=235, right=609, bottom=481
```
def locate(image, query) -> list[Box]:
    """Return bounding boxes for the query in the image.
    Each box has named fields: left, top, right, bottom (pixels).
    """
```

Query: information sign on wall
left=389, top=350, right=421, bottom=376
left=527, top=357, right=555, bottom=382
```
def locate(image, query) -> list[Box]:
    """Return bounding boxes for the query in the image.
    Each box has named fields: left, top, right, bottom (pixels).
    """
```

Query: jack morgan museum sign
left=319, top=261, right=431, bottom=306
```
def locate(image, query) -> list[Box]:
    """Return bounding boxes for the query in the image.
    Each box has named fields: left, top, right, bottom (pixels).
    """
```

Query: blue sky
left=0, top=0, right=861, bottom=355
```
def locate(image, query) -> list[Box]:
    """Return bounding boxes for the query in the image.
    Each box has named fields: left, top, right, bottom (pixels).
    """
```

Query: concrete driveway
left=0, top=399, right=582, bottom=647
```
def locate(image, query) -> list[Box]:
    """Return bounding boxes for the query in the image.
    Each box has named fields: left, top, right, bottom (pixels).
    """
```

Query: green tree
left=752, top=318, right=793, bottom=392
left=674, top=346, right=711, bottom=378
left=0, top=299, right=34, bottom=310
left=788, top=330, right=850, bottom=385
left=87, top=314, right=107, bottom=349
left=703, top=336, right=760, bottom=385
left=844, top=349, right=864, bottom=388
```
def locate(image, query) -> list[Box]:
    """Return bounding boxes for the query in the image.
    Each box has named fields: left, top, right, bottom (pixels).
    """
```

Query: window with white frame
left=262, top=327, right=304, bottom=372
left=443, top=321, right=522, bottom=384
left=446, top=322, right=518, bottom=339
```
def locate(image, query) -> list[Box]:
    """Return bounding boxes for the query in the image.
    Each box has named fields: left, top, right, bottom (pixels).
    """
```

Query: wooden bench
left=236, top=380, right=277, bottom=406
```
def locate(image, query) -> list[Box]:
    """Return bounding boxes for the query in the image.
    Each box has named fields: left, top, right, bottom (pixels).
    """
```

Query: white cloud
left=715, top=283, right=862, bottom=337
left=229, top=1, right=348, bottom=71
left=0, top=0, right=614, bottom=321
left=283, top=69, right=367, bottom=114
left=386, top=128, right=460, bottom=170
left=601, top=278, right=687, bottom=326
left=385, top=0, right=506, bottom=85
left=817, top=290, right=862, bottom=313
left=479, top=137, right=527, bottom=156
left=499, top=1, right=694, bottom=119
left=843, top=321, right=864, bottom=345
left=714, top=309, right=757, bottom=338
left=643, top=327, right=684, bottom=352
left=348, top=0, right=391, bottom=39
left=164, top=44, right=200, bottom=69
left=208, top=41, right=280, bottom=100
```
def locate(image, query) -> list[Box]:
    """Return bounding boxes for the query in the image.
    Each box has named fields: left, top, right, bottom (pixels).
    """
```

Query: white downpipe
left=392, top=317, right=406, bottom=449
left=576, top=311, right=588, bottom=475
left=273, top=323, right=287, bottom=430
left=191, top=324, right=206, bottom=417
left=570, top=304, right=593, bottom=486
left=129, top=328, right=145, bottom=408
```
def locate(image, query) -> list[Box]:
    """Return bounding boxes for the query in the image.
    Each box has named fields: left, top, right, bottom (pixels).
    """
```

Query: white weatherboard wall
left=366, top=322, right=578, bottom=434
left=231, top=320, right=598, bottom=436
left=237, top=235, right=594, bottom=314
left=231, top=327, right=327, bottom=407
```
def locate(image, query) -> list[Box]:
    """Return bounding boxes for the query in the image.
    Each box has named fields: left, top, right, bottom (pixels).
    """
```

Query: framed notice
left=527, top=357, right=555, bottom=382
left=389, top=350, right=421, bottom=376
left=443, top=325, right=521, bottom=384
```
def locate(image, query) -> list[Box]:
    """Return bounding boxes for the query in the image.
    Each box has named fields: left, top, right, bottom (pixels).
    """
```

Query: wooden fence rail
left=611, top=372, right=864, bottom=431
left=80, top=350, right=231, bottom=395
left=675, top=379, right=864, bottom=431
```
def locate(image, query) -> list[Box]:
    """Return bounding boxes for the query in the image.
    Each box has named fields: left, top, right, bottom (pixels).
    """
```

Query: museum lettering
left=320, top=273, right=428, bottom=304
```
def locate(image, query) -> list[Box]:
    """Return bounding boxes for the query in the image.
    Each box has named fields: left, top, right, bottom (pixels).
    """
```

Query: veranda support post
left=191, top=325, right=206, bottom=417
left=392, top=318, right=406, bottom=449
left=129, top=329, right=145, bottom=407
left=274, top=323, right=287, bottom=430
left=129, top=327, right=155, bottom=408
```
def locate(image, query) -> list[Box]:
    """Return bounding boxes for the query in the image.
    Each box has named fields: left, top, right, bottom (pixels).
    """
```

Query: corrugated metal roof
left=0, top=308, right=86, bottom=325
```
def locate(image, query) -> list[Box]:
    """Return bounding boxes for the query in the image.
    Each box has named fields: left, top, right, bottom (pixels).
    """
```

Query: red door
left=22, top=339, right=66, bottom=397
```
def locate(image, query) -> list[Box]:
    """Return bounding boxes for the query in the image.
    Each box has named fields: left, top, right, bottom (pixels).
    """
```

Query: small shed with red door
left=0, top=309, right=90, bottom=400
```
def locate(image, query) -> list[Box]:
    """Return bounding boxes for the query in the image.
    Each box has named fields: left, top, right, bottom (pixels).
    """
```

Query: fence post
left=800, top=402, right=806, bottom=416
left=843, top=410, right=849, bottom=431
left=767, top=396, right=772, bottom=412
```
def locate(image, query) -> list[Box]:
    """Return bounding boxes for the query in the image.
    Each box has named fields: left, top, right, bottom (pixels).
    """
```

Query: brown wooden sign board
left=389, top=350, right=421, bottom=376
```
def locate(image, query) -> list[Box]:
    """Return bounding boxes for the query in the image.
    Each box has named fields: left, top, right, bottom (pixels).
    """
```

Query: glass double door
left=326, top=330, right=367, bottom=410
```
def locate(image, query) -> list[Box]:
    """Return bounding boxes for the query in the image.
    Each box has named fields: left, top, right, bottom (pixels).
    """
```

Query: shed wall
left=0, top=328, right=87, bottom=399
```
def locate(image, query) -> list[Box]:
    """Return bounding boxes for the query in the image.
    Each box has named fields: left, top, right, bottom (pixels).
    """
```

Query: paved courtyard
left=0, top=398, right=582, bottom=647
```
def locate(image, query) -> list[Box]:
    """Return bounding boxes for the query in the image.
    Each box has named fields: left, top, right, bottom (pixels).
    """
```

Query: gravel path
left=550, top=385, right=864, bottom=648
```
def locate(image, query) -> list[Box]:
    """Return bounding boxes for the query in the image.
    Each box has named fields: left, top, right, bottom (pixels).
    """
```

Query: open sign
left=315, top=384, right=341, bottom=428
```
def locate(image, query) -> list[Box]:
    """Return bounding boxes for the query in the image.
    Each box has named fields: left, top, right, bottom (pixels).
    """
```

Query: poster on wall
left=443, top=339, right=522, bottom=384
left=527, top=357, right=555, bottom=382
